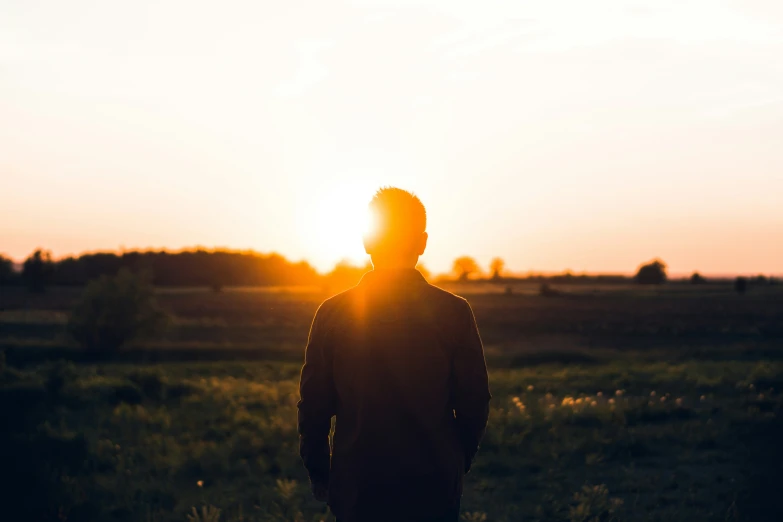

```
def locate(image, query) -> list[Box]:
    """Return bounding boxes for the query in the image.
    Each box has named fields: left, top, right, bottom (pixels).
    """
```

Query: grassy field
left=1, top=283, right=782, bottom=521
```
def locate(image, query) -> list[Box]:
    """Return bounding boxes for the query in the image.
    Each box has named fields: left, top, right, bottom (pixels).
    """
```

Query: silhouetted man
left=298, top=187, right=491, bottom=522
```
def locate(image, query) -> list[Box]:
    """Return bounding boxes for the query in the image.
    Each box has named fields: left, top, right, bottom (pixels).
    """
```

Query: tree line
left=0, top=249, right=777, bottom=293
left=0, top=249, right=320, bottom=291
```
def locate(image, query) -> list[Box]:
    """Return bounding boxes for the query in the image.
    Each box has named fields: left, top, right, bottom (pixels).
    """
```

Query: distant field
left=2, top=283, right=782, bottom=361
left=1, top=283, right=783, bottom=521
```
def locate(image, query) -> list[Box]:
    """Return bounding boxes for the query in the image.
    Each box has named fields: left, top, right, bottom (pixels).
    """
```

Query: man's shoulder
left=421, top=281, right=469, bottom=306
left=314, top=285, right=362, bottom=320
left=419, top=282, right=475, bottom=320
left=315, top=280, right=471, bottom=322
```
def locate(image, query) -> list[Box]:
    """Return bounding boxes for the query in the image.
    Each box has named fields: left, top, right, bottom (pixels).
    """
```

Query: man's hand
left=311, top=480, right=329, bottom=502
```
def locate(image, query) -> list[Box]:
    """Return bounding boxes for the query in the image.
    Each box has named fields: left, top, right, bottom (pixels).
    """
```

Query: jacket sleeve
left=453, top=300, right=491, bottom=473
left=297, top=305, right=335, bottom=485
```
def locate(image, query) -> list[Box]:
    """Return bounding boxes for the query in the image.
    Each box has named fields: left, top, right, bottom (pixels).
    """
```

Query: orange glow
left=297, top=185, right=375, bottom=267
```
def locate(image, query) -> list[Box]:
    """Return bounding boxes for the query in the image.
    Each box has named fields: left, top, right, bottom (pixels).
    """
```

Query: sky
left=2, top=0, right=782, bottom=276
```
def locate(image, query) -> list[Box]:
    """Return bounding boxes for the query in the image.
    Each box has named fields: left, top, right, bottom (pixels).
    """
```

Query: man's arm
left=297, top=305, right=335, bottom=498
left=453, top=300, right=491, bottom=473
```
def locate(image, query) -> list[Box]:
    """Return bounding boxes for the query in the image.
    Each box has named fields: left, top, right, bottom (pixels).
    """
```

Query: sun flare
left=300, top=185, right=375, bottom=268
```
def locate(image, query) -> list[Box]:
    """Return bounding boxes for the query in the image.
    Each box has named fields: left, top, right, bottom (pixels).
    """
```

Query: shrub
left=569, top=484, right=623, bottom=522
left=68, top=268, right=168, bottom=353
left=634, top=259, right=667, bottom=285
left=690, top=272, right=706, bottom=285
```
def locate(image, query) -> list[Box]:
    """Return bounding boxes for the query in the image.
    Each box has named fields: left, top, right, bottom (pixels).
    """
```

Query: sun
left=300, top=185, right=375, bottom=269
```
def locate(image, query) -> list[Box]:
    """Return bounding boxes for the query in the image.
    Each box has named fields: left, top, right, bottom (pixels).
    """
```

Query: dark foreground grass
left=2, top=357, right=782, bottom=522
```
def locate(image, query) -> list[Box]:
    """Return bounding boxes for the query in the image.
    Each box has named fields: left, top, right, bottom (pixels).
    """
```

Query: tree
left=44, top=248, right=322, bottom=287
left=490, top=258, right=505, bottom=280
left=21, top=249, right=54, bottom=292
left=453, top=256, right=479, bottom=282
left=690, top=272, right=707, bottom=285
left=68, top=268, right=168, bottom=353
left=324, top=259, right=373, bottom=294
left=0, top=255, right=16, bottom=285
left=634, top=259, right=667, bottom=285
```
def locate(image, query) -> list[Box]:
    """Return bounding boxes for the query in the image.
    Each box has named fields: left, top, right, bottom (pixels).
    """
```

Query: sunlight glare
left=303, top=185, right=374, bottom=268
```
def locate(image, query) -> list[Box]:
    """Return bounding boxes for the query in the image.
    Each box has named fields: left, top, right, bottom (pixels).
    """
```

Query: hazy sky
left=2, top=0, right=782, bottom=275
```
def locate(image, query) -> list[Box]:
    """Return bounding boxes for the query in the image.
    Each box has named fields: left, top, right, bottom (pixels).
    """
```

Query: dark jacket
left=298, top=269, right=491, bottom=522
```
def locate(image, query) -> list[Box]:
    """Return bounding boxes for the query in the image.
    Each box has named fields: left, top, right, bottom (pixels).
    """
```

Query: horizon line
left=2, top=245, right=779, bottom=280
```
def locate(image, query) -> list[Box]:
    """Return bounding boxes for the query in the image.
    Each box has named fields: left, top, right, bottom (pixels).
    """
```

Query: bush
left=634, top=259, right=667, bottom=285
left=68, top=268, right=169, bottom=353
left=690, top=272, right=706, bottom=285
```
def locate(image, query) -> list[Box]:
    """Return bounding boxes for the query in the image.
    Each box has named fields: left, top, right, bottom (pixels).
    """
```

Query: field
left=1, top=282, right=783, bottom=521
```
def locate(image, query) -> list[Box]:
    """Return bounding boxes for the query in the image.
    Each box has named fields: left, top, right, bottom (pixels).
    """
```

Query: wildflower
left=749, top=384, right=755, bottom=390
left=548, top=404, right=555, bottom=409
left=608, top=398, right=615, bottom=405
left=562, top=397, right=574, bottom=406
left=527, top=385, right=534, bottom=392
left=650, top=391, right=656, bottom=397
left=700, top=395, right=706, bottom=401
left=575, top=398, right=584, bottom=405
left=590, top=401, right=597, bottom=407
left=649, top=400, right=654, bottom=407
left=512, top=396, right=521, bottom=404
left=596, top=391, right=603, bottom=397
left=758, top=393, right=765, bottom=400
left=615, top=390, right=624, bottom=397
left=545, top=393, right=553, bottom=400
left=660, top=396, right=666, bottom=402
left=675, top=398, right=683, bottom=406
left=197, top=480, right=204, bottom=488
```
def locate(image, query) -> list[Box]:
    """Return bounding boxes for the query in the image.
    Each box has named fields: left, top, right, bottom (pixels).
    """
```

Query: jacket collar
left=359, top=268, right=427, bottom=286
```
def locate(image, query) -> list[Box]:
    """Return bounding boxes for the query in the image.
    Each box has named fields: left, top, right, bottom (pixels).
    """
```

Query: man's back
left=298, top=269, right=491, bottom=522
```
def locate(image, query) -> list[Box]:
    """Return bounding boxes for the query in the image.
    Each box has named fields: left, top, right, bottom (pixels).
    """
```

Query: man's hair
left=366, top=187, right=426, bottom=254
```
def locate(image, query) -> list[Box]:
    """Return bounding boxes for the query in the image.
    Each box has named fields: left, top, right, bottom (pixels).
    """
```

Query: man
left=298, top=187, right=491, bottom=522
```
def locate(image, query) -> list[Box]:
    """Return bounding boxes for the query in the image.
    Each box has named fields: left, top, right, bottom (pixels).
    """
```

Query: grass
left=1, top=284, right=783, bottom=521
left=2, top=358, right=782, bottom=521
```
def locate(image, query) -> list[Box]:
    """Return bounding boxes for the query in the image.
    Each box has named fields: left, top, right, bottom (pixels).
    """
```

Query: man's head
left=363, top=187, right=428, bottom=268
